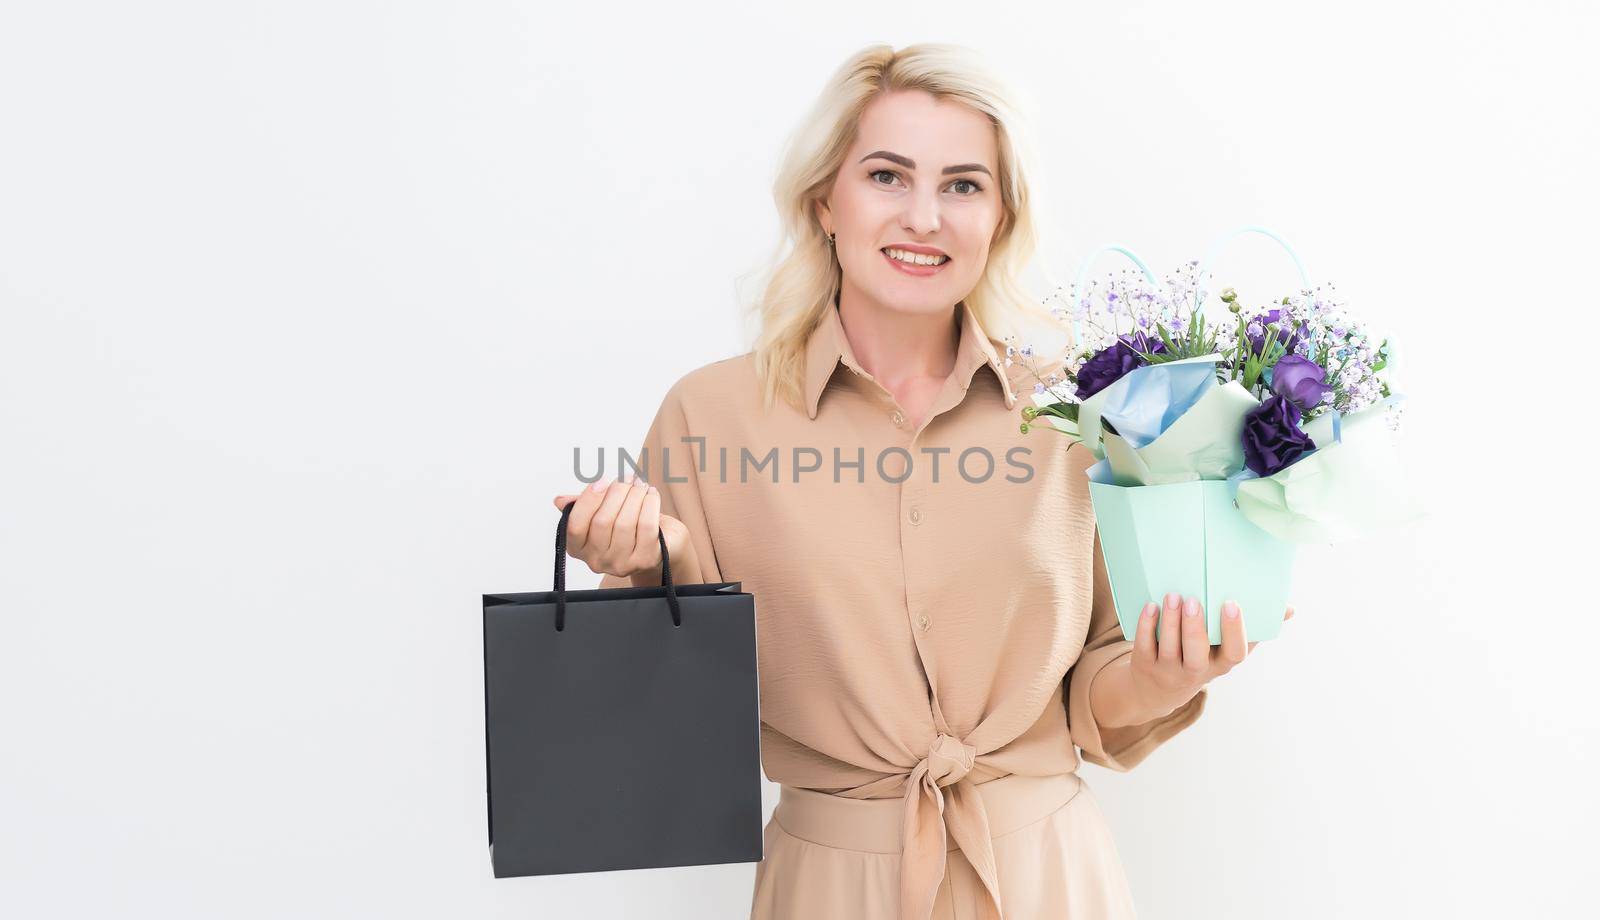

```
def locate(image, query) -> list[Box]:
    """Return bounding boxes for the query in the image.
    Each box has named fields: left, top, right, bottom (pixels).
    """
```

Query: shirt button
left=908, top=506, right=922, bottom=525
left=917, top=614, right=931, bottom=631
left=891, top=409, right=905, bottom=427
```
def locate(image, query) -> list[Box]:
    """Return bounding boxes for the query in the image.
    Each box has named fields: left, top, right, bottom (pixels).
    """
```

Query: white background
left=2, top=2, right=1594, bottom=917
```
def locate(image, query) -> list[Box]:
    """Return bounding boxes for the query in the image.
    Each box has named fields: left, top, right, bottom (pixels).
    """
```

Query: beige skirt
left=748, top=770, right=1138, bottom=920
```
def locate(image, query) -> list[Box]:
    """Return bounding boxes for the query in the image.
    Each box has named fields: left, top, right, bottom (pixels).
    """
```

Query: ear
left=812, top=198, right=832, bottom=237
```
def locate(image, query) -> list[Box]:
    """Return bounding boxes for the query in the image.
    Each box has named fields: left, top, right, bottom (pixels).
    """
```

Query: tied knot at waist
left=922, top=732, right=975, bottom=786
left=898, top=732, right=1004, bottom=920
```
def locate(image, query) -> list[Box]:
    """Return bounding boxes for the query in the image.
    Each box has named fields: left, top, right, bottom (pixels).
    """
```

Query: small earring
left=827, top=232, right=835, bottom=245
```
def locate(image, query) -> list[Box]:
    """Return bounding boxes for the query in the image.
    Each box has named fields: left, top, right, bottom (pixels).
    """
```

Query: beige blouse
left=599, top=299, right=1205, bottom=919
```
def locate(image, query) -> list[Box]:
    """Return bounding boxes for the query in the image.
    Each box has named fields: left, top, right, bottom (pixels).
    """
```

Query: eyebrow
left=858, top=150, right=992, bottom=178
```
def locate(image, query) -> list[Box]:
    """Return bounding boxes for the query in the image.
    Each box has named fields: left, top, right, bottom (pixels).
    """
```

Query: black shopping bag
left=482, top=501, right=762, bottom=879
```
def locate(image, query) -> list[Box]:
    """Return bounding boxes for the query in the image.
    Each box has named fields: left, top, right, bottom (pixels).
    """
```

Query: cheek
left=952, top=212, right=999, bottom=264
left=833, top=184, right=888, bottom=233
left=952, top=238, right=991, bottom=277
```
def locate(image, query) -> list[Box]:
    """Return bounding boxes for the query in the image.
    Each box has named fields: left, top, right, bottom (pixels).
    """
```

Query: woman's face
left=817, top=89, right=1003, bottom=319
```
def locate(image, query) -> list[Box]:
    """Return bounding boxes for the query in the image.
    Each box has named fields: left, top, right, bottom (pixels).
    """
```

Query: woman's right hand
left=552, top=473, right=689, bottom=580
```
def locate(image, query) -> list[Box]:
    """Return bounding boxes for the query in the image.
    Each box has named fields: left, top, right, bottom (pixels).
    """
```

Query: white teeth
left=884, top=247, right=948, bottom=266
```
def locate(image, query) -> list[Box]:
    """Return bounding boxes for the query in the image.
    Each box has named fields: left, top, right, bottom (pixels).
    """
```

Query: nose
left=900, top=184, right=942, bottom=236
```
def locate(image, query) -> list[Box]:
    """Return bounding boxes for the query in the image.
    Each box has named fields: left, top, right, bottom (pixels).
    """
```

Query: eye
left=868, top=169, right=984, bottom=195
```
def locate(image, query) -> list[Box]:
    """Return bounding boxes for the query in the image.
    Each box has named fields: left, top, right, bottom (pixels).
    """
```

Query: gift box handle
left=1195, top=224, right=1405, bottom=426
left=1068, top=243, right=1161, bottom=348
left=553, top=498, right=683, bottom=631
left=1192, top=224, right=1313, bottom=312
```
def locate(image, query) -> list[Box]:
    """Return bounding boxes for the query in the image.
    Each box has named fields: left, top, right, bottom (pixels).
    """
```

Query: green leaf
left=1033, top=401, right=1079, bottom=423
left=1153, top=322, right=1179, bottom=358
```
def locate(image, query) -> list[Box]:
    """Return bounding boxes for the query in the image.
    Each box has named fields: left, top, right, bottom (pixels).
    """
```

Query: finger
left=1132, top=601, right=1159, bottom=671
left=1285, top=605, right=1295, bottom=621
left=1180, top=595, right=1208, bottom=678
left=610, top=475, right=649, bottom=569
left=588, top=475, right=636, bottom=558
left=1218, top=600, right=1248, bottom=668
left=633, top=486, right=662, bottom=571
left=564, top=478, right=612, bottom=553
left=1157, top=592, right=1182, bottom=664
left=554, top=494, right=580, bottom=511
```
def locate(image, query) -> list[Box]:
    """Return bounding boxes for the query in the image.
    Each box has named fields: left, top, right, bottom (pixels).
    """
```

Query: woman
left=554, top=43, right=1290, bottom=920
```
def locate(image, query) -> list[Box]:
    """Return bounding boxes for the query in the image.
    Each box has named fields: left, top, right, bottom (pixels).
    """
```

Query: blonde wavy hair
left=740, top=42, right=1066, bottom=415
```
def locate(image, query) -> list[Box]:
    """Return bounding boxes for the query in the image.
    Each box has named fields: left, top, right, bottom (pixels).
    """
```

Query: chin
left=876, top=275, right=964, bottom=307
left=872, top=290, right=956, bottom=316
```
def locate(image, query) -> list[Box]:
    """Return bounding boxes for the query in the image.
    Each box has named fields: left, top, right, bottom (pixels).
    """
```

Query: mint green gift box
left=1061, top=228, right=1421, bottom=645
left=1086, top=456, right=1296, bottom=645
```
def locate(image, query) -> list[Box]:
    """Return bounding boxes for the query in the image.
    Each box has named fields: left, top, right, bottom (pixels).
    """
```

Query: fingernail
left=1184, top=598, right=1199, bottom=617
left=1164, top=592, right=1179, bottom=608
left=1143, top=602, right=1157, bottom=618
left=588, top=478, right=607, bottom=492
left=1225, top=601, right=1240, bottom=619
left=647, top=485, right=658, bottom=495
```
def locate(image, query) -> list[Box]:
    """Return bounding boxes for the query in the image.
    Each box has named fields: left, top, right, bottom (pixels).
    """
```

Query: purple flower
left=1246, top=308, right=1307, bottom=358
left=1241, top=394, right=1317, bottom=476
left=1121, top=329, right=1166, bottom=357
left=1268, top=354, right=1333, bottom=411
left=1074, top=332, right=1167, bottom=400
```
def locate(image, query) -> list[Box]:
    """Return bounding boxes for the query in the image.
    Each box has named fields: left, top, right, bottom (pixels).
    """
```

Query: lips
left=881, top=244, right=949, bottom=260
left=880, top=248, right=950, bottom=276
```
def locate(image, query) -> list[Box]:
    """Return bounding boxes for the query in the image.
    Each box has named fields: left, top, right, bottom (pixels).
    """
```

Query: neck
left=835, top=284, right=961, bottom=388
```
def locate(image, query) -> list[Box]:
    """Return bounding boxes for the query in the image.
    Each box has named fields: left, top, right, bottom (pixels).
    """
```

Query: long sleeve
left=597, top=379, right=723, bottom=589
left=1064, top=526, right=1206, bottom=771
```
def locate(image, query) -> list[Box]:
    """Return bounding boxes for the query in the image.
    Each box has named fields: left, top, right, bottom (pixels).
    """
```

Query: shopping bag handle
left=553, top=498, right=683, bottom=631
left=1068, top=243, right=1161, bottom=348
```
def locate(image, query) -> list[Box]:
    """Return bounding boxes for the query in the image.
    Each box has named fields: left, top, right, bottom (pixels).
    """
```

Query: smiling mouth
left=880, top=246, right=951, bottom=267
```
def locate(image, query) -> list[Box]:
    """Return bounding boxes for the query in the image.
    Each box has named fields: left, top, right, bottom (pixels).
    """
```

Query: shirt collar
left=802, top=299, right=1018, bottom=420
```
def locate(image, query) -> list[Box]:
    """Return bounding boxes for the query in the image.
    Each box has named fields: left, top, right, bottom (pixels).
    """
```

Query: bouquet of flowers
left=1010, top=228, right=1423, bottom=644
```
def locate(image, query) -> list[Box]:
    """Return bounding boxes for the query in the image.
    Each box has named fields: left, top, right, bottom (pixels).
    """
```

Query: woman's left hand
left=1127, top=594, right=1295, bottom=716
